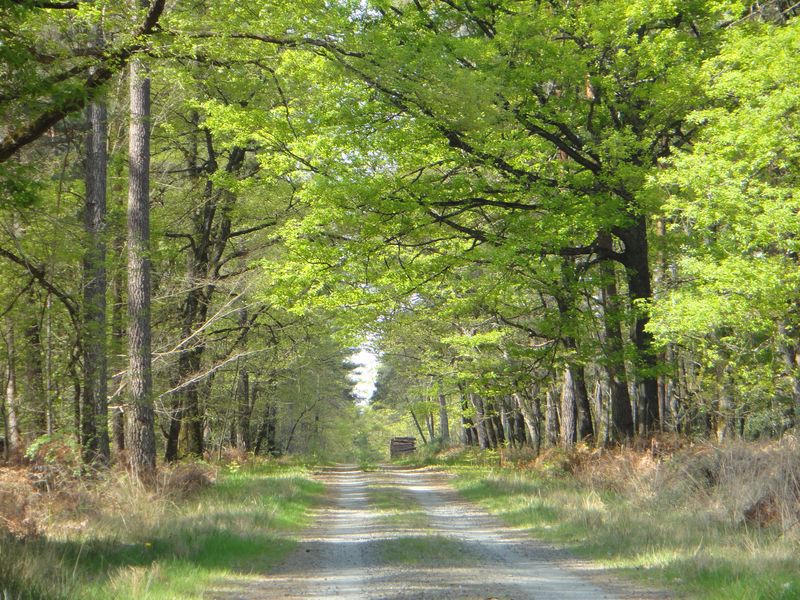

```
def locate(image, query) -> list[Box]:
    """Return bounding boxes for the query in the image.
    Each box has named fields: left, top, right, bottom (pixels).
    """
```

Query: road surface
left=214, top=466, right=666, bottom=600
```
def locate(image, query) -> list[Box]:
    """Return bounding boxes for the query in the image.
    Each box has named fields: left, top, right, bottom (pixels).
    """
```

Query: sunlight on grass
left=368, top=483, right=430, bottom=529
left=450, top=467, right=800, bottom=600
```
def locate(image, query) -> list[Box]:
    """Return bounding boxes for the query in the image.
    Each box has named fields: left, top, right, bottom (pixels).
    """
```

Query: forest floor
left=213, top=465, right=662, bottom=600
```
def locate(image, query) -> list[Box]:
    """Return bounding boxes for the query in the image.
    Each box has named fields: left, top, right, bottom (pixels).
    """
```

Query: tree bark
left=545, top=386, right=560, bottom=447
left=110, top=158, right=126, bottom=457
left=437, top=387, right=449, bottom=444
left=514, top=391, right=541, bottom=455
left=598, top=233, right=634, bottom=442
left=253, top=384, right=278, bottom=455
left=235, top=309, right=252, bottom=451
left=125, top=41, right=156, bottom=481
left=716, top=361, right=736, bottom=442
left=556, top=261, right=594, bottom=443
left=560, top=368, right=578, bottom=447
left=4, top=322, right=22, bottom=457
left=410, top=408, right=427, bottom=444
left=615, top=216, right=660, bottom=434
left=23, top=304, right=47, bottom=438
left=469, top=392, right=489, bottom=449
left=82, top=95, right=110, bottom=464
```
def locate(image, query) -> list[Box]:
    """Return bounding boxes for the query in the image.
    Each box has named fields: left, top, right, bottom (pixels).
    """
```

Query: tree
left=82, top=90, right=110, bottom=464
left=650, top=16, right=800, bottom=437
left=125, top=8, right=156, bottom=479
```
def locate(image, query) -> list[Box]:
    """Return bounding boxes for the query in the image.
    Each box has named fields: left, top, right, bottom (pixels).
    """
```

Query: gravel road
left=214, top=465, right=667, bottom=600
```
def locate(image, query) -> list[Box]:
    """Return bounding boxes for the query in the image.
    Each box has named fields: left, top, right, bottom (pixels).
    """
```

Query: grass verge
left=0, top=461, right=323, bottom=600
left=421, top=443, right=800, bottom=600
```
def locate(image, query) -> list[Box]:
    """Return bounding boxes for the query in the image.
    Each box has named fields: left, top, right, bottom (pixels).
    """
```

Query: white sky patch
left=348, top=345, right=380, bottom=404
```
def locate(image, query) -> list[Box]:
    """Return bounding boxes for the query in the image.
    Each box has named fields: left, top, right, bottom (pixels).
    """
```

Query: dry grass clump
left=569, top=435, right=800, bottom=537
left=0, top=467, right=40, bottom=539
left=573, top=446, right=661, bottom=497
left=157, top=463, right=216, bottom=499
left=213, top=446, right=254, bottom=466
left=660, top=437, right=800, bottom=533
left=0, top=459, right=217, bottom=546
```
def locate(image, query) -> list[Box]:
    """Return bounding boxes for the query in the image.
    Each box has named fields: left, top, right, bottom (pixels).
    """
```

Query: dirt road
left=214, top=466, right=666, bottom=600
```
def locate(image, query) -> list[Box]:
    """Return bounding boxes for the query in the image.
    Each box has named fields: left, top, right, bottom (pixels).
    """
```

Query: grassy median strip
left=368, top=475, right=477, bottom=566
left=0, top=462, right=324, bottom=600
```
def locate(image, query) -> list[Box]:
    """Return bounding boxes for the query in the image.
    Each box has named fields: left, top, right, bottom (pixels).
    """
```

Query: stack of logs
left=390, top=436, right=416, bottom=458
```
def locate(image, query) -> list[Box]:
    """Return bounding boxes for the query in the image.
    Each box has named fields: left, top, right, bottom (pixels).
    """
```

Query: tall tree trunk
left=253, top=384, right=278, bottom=455
left=598, top=234, right=634, bottom=442
left=235, top=308, right=252, bottom=452
left=4, top=322, right=22, bottom=457
left=110, top=161, right=126, bottom=456
left=560, top=368, right=578, bottom=447
left=425, top=410, right=435, bottom=441
left=461, top=396, right=476, bottom=445
left=437, top=387, right=449, bottom=444
left=615, top=216, right=660, bottom=434
left=556, top=261, right=594, bottom=443
left=83, top=96, right=110, bottom=464
left=716, top=361, right=736, bottom=442
left=125, top=39, right=156, bottom=481
left=23, top=305, right=47, bottom=438
left=469, top=392, right=489, bottom=449
left=499, top=399, right=513, bottom=448
left=545, top=387, right=560, bottom=447
left=514, top=391, right=541, bottom=455
left=410, top=408, right=427, bottom=444
left=235, top=367, right=251, bottom=452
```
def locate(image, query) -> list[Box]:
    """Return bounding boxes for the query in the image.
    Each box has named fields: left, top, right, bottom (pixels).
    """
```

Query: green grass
left=368, top=483, right=429, bottom=529
left=0, top=462, right=324, bottom=600
left=447, top=465, right=800, bottom=600
left=376, top=535, right=477, bottom=565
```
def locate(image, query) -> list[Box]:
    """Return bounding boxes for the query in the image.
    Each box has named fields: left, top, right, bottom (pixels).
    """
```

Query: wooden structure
left=389, top=436, right=416, bottom=458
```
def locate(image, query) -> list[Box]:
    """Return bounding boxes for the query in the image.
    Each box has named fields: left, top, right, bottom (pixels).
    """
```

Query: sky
left=348, top=345, right=380, bottom=404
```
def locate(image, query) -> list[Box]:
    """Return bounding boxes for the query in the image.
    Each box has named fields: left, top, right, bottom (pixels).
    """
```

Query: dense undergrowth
left=0, top=450, right=323, bottom=600
left=412, top=436, right=800, bottom=600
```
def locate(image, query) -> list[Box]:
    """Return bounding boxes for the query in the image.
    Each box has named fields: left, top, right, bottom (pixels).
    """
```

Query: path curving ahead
left=214, top=466, right=667, bottom=600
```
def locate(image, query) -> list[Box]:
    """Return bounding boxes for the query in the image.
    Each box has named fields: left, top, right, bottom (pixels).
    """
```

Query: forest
left=1, top=0, right=800, bottom=598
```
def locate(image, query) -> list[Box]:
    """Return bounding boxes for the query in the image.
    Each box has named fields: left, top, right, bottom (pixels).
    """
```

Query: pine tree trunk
left=4, top=322, right=22, bottom=457
left=125, top=43, right=156, bottom=481
left=83, top=97, right=110, bottom=464
left=110, top=157, right=126, bottom=457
